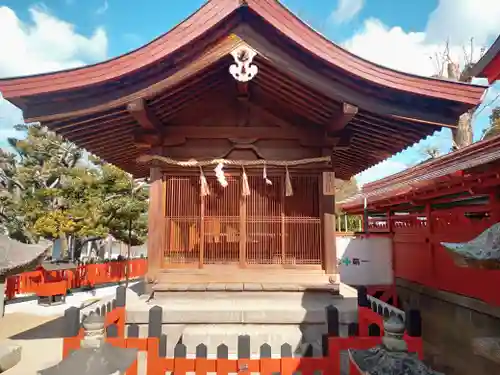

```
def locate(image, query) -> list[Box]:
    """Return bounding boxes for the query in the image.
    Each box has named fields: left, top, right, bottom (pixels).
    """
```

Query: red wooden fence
left=61, top=286, right=423, bottom=375
left=5, top=258, right=147, bottom=299
left=366, top=206, right=500, bottom=306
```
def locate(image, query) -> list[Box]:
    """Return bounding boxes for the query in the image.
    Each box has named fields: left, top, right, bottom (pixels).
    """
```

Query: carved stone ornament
left=229, top=46, right=258, bottom=82
left=441, top=222, right=500, bottom=269
left=349, top=316, right=443, bottom=375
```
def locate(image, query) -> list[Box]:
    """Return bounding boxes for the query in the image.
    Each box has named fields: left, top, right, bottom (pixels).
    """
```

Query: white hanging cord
left=214, top=162, right=228, bottom=187
left=263, top=162, right=272, bottom=185
left=241, top=166, right=250, bottom=196
left=285, top=165, right=293, bottom=196
left=199, top=166, right=210, bottom=196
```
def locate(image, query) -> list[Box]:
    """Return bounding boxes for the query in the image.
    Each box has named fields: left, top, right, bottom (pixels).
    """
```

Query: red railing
left=5, top=258, right=147, bottom=299
left=355, top=200, right=500, bottom=306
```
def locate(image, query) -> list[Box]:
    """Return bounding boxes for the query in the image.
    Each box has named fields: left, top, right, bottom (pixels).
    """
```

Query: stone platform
left=153, top=267, right=339, bottom=296
left=128, top=291, right=355, bottom=325
left=125, top=284, right=358, bottom=363
left=153, top=282, right=340, bottom=293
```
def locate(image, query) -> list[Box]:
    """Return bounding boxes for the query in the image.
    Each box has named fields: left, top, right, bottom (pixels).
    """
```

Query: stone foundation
left=396, top=278, right=500, bottom=375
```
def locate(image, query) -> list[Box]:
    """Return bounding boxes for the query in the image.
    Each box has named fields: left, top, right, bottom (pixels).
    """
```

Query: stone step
left=153, top=282, right=340, bottom=294
left=155, top=273, right=332, bottom=285
left=126, top=291, right=358, bottom=325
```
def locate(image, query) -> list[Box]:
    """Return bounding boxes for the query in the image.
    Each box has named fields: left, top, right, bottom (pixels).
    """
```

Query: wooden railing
left=5, top=258, right=147, bottom=299
left=61, top=285, right=423, bottom=375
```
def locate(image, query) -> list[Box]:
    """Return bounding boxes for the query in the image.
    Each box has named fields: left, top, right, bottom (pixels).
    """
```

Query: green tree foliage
left=93, top=159, right=148, bottom=246
left=482, top=107, right=500, bottom=140
left=0, top=149, right=34, bottom=242
left=0, top=123, right=148, bottom=248
left=335, top=178, right=362, bottom=232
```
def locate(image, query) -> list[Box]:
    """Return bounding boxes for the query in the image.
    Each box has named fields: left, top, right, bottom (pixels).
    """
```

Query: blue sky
left=0, top=0, right=499, bottom=184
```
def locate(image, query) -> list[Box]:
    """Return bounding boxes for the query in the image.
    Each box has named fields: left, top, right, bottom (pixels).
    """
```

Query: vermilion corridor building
left=339, top=35, right=500, bottom=374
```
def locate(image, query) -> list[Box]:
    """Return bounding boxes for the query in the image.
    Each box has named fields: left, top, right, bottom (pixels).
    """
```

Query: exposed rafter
left=127, top=98, right=162, bottom=131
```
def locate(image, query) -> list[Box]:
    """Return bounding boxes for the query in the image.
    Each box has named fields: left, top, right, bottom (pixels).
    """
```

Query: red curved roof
left=468, top=35, right=500, bottom=84
left=0, top=0, right=489, bottom=178
left=0, top=0, right=486, bottom=105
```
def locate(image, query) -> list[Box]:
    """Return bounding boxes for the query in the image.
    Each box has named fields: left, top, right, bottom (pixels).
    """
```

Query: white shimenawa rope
left=137, top=155, right=331, bottom=167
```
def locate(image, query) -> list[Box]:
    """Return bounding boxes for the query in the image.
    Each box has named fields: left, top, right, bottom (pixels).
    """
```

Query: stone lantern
left=37, top=314, right=138, bottom=375
left=348, top=315, right=443, bottom=375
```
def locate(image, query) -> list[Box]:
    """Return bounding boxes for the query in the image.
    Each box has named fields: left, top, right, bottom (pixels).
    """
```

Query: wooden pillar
left=425, top=202, right=435, bottom=286
left=146, top=166, right=165, bottom=282
left=320, top=170, right=337, bottom=275
left=239, top=195, right=247, bottom=268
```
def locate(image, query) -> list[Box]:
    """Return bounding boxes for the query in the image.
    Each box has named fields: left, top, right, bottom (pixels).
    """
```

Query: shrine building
left=0, top=0, right=487, bottom=286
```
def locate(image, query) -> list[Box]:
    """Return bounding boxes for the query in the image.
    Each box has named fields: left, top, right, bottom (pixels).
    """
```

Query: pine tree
left=0, top=123, right=148, bottom=255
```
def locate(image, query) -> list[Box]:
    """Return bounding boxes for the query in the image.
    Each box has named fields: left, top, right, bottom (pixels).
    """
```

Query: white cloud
left=330, top=0, right=364, bottom=24
left=0, top=5, right=108, bottom=78
left=345, top=0, right=500, bottom=185
left=0, top=97, right=24, bottom=150
left=425, top=0, right=500, bottom=46
left=343, top=0, right=500, bottom=78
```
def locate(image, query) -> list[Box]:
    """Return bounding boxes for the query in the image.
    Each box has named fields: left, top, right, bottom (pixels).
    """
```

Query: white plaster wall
left=335, top=235, right=393, bottom=286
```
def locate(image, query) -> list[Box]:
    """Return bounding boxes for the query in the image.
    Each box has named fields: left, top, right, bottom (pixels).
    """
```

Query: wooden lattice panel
left=163, top=174, right=321, bottom=267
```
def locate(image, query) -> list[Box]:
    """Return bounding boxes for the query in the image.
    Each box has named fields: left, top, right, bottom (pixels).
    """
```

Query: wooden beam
left=127, top=98, right=163, bottom=131
left=133, top=132, right=186, bottom=148
left=236, top=82, right=249, bottom=98
left=133, top=126, right=338, bottom=147
left=134, top=132, right=161, bottom=145
left=152, top=126, right=317, bottom=140
left=327, top=103, right=358, bottom=134
left=335, top=129, right=354, bottom=150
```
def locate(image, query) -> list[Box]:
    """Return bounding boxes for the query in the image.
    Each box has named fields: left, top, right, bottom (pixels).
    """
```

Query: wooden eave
left=467, top=35, right=500, bottom=84
left=339, top=134, right=500, bottom=212
left=0, top=0, right=486, bottom=106
left=0, top=0, right=489, bottom=178
left=30, top=50, right=461, bottom=178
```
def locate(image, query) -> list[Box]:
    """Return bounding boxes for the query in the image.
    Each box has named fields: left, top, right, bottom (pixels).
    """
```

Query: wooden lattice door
left=164, top=176, right=200, bottom=265
left=203, top=176, right=241, bottom=264
left=163, top=174, right=322, bottom=268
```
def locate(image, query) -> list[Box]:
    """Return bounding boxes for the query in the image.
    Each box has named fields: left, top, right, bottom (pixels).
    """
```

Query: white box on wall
left=336, top=235, right=393, bottom=286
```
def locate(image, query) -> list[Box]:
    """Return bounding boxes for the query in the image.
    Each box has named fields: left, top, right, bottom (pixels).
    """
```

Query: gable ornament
left=229, top=46, right=258, bottom=82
